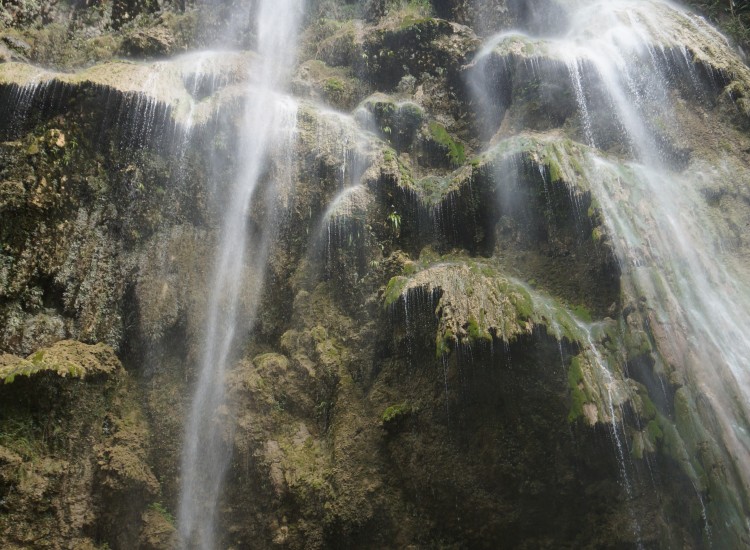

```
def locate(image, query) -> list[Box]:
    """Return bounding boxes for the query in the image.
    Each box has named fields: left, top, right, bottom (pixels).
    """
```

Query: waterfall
left=177, top=2, right=306, bottom=547
left=471, top=0, right=750, bottom=542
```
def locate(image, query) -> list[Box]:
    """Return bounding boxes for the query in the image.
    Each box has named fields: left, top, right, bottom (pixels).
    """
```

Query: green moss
left=660, top=415, right=707, bottom=488
left=414, top=175, right=456, bottom=205
left=646, top=419, right=664, bottom=443
left=624, top=329, right=653, bottom=358
left=640, top=393, right=657, bottom=420
left=571, top=304, right=593, bottom=323
left=569, top=154, right=584, bottom=176
left=547, top=159, right=563, bottom=183
left=467, top=317, right=481, bottom=340
left=435, top=328, right=455, bottom=358
left=324, top=77, right=345, bottom=93
left=428, top=121, right=465, bottom=166
left=567, top=357, right=588, bottom=422
left=466, top=316, right=492, bottom=343
left=512, top=288, right=534, bottom=322
left=398, top=15, right=433, bottom=29
left=384, top=276, right=408, bottom=308
left=382, top=403, right=411, bottom=424
left=591, top=226, right=604, bottom=243
left=402, top=261, right=418, bottom=276
left=398, top=158, right=414, bottom=186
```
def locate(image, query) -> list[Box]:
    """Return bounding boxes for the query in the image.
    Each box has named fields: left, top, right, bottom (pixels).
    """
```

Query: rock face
left=0, top=341, right=169, bottom=549
left=1, top=0, right=750, bottom=549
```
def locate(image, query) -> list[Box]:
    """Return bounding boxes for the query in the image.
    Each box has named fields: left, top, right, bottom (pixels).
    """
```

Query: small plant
left=148, top=502, right=175, bottom=525
left=387, top=209, right=401, bottom=231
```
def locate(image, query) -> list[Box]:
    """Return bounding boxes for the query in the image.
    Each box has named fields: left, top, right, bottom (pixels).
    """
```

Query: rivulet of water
left=177, top=2, right=306, bottom=548
left=471, top=0, right=750, bottom=544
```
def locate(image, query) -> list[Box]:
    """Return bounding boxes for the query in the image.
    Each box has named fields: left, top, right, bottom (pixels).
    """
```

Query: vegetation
left=428, top=121, right=466, bottom=166
left=148, top=502, right=175, bottom=525
left=690, top=0, right=750, bottom=49
left=382, top=402, right=411, bottom=424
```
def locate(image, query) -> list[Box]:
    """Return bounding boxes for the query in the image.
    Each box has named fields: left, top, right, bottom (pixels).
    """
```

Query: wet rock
left=362, top=17, right=479, bottom=91
left=358, top=93, right=425, bottom=150
left=292, top=59, right=369, bottom=111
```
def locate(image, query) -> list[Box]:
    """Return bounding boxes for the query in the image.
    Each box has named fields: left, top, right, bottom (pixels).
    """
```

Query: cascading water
left=4, top=0, right=750, bottom=546
left=177, top=2, right=305, bottom=547
left=472, top=0, right=750, bottom=543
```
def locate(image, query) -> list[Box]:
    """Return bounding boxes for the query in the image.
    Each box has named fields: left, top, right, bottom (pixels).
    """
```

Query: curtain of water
left=177, top=2, right=306, bottom=548
left=471, top=0, right=750, bottom=542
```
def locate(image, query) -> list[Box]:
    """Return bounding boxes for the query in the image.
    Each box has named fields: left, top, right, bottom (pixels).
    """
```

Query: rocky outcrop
left=1, top=0, right=749, bottom=548
left=0, top=340, right=166, bottom=549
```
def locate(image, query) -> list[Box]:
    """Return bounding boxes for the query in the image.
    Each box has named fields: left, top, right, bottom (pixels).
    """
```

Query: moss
left=414, top=175, right=456, bottom=205
left=435, top=331, right=452, bottom=358
left=512, top=287, right=534, bottom=322
left=567, top=357, right=587, bottom=422
left=547, top=158, right=563, bottom=183
left=640, top=393, right=658, bottom=421
left=428, top=121, right=465, bottom=166
left=384, top=276, right=409, bottom=308
left=571, top=304, right=593, bottom=323
left=397, top=157, right=414, bottom=186
left=0, top=340, right=156, bottom=545
left=1, top=341, right=117, bottom=384
left=646, top=419, right=664, bottom=443
left=321, top=75, right=358, bottom=108
left=324, top=77, right=346, bottom=93
left=591, top=226, right=604, bottom=243
left=624, top=329, right=653, bottom=358
left=402, top=261, right=418, bottom=276
left=467, top=317, right=481, bottom=340
left=382, top=403, right=411, bottom=424
left=466, top=316, right=492, bottom=343
left=660, top=415, right=707, bottom=488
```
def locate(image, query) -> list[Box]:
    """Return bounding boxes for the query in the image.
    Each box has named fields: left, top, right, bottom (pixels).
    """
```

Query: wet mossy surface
left=0, top=0, right=749, bottom=548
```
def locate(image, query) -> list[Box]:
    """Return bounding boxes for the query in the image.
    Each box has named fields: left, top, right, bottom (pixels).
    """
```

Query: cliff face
left=1, top=1, right=750, bottom=548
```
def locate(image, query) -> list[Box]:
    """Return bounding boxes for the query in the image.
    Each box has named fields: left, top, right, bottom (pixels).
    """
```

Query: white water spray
left=177, top=2, right=305, bottom=548
left=471, top=0, right=750, bottom=541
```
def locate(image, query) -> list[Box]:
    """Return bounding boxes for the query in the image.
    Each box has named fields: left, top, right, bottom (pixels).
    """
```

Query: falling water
left=177, top=2, right=305, bottom=548
left=471, top=0, right=750, bottom=541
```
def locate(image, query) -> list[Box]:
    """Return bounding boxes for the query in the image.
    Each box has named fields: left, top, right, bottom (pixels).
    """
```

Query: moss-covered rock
left=0, top=51, right=255, bottom=127
left=293, top=59, right=369, bottom=111
left=362, top=15, right=479, bottom=91
left=0, top=339, right=120, bottom=383
left=357, top=93, right=425, bottom=150
left=0, top=0, right=747, bottom=547
left=0, top=341, right=159, bottom=549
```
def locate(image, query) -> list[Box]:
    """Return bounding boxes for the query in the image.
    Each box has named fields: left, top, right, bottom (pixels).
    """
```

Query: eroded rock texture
left=1, top=0, right=750, bottom=548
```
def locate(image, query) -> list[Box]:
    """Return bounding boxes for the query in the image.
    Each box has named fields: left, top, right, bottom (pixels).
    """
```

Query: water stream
left=177, top=1, right=305, bottom=547
left=472, top=0, right=750, bottom=539
left=2, top=0, right=749, bottom=546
